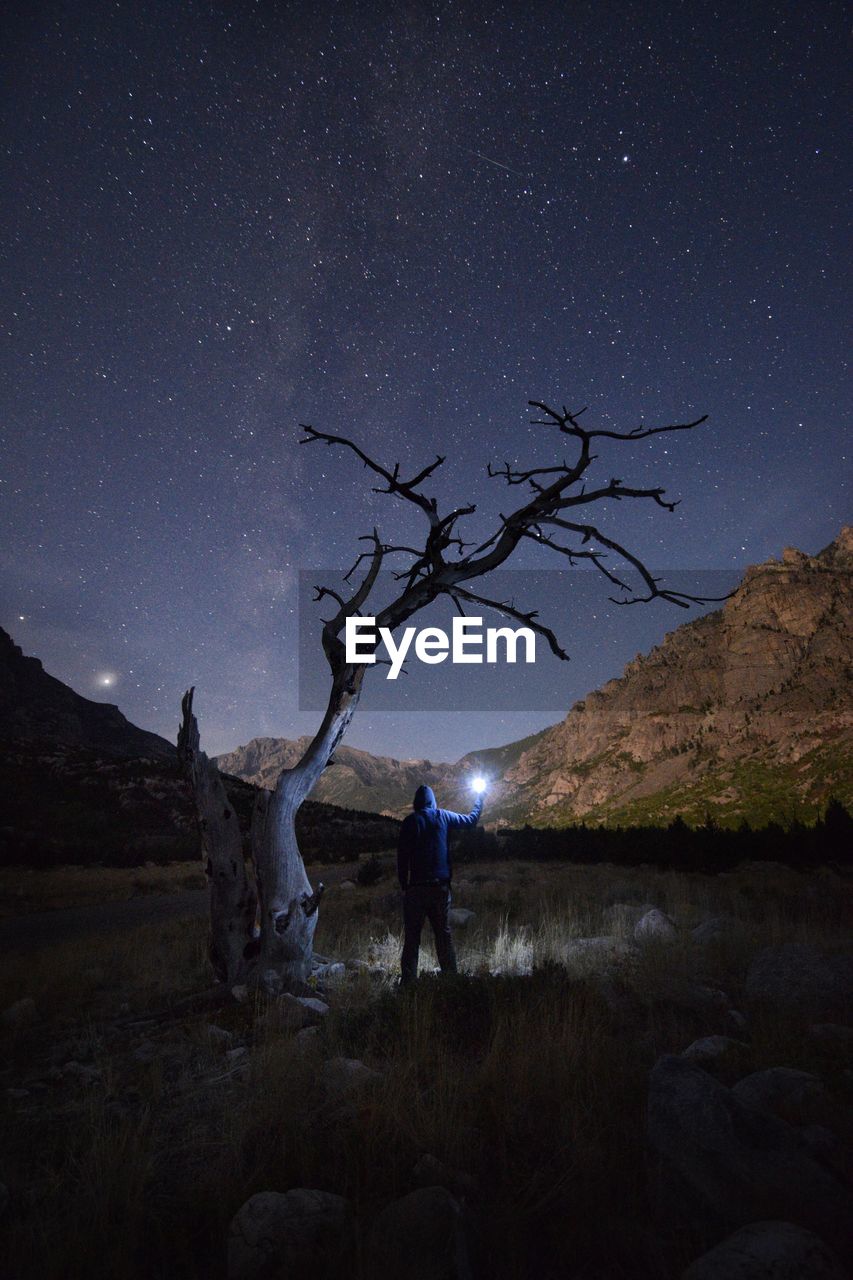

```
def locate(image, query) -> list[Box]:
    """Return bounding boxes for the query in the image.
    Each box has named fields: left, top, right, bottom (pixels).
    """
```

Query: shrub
left=356, top=853, right=385, bottom=886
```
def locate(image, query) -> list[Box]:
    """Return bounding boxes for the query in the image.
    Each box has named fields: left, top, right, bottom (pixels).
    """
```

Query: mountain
left=499, top=527, right=853, bottom=826
left=0, top=626, right=174, bottom=760
left=216, top=726, right=548, bottom=818
left=0, top=628, right=399, bottom=866
left=218, top=529, right=852, bottom=827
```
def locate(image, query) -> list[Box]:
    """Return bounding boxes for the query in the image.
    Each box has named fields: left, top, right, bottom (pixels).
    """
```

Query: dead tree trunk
left=253, top=667, right=363, bottom=992
left=178, top=688, right=258, bottom=986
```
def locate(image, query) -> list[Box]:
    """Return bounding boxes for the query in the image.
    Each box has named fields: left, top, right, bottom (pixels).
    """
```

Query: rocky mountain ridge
left=499, top=527, right=853, bottom=825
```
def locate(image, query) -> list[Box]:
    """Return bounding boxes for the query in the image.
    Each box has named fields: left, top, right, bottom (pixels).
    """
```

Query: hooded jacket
left=397, top=784, right=483, bottom=890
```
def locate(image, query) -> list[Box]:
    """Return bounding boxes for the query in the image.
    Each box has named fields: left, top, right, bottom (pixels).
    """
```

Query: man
left=397, top=783, right=483, bottom=985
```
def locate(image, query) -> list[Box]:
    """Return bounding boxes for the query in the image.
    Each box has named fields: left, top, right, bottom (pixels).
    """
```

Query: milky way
left=1, top=2, right=848, bottom=758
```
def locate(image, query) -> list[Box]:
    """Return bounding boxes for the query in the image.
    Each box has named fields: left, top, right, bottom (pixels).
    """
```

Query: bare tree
left=179, top=400, right=725, bottom=993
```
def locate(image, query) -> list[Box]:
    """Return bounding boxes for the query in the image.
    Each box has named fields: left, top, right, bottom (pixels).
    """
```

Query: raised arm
left=442, top=795, right=483, bottom=830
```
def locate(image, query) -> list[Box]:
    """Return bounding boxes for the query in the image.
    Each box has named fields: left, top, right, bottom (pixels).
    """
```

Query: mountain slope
left=0, top=627, right=174, bottom=759
left=500, top=528, right=853, bottom=826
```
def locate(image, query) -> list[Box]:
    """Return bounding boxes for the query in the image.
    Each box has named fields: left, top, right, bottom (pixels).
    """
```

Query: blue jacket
left=397, top=784, right=483, bottom=890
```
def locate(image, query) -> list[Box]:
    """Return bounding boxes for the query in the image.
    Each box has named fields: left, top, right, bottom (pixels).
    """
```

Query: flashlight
left=471, top=776, right=487, bottom=794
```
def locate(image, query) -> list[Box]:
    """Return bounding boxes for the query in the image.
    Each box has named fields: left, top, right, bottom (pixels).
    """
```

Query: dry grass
left=1, top=858, right=851, bottom=1279
left=0, top=861, right=206, bottom=916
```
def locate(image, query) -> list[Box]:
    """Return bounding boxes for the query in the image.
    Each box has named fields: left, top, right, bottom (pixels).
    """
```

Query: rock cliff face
left=218, top=530, right=852, bottom=827
left=499, top=528, right=852, bottom=826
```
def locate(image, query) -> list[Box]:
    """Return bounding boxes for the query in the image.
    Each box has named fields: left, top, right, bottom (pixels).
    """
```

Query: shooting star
left=463, top=147, right=525, bottom=178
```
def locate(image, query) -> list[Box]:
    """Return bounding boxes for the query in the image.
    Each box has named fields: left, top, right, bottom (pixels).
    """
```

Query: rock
left=368, top=1186, right=472, bottom=1279
left=732, top=1069, right=831, bottom=1127
left=563, top=936, right=636, bottom=970
left=681, top=1220, right=846, bottom=1280
left=313, top=962, right=346, bottom=982
left=726, top=1009, right=749, bottom=1034
left=808, top=1023, right=853, bottom=1053
left=206, top=1024, right=234, bottom=1050
left=691, top=915, right=737, bottom=945
left=230, top=984, right=250, bottom=1004
left=321, top=1057, right=382, bottom=1100
left=62, top=1060, right=102, bottom=1084
left=293, top=1026, right=320, bottom=1054
left=295, top=996, right=329, bottom=1019
left=681, top=1036, right=752, bottom=1083
left=799, top=1125, right=852, bottom=1181
left=131, top=1039, right=159, bottom=1063
left=338, top=880, right=356, bottom=891
left=1, top=997, right=38, bottom=1029
left=647, top=1055, right=853, bottom=1254
left=603, top=902, right=655, bottom=931
left=227, top=1188, right=352, bottom=1280
left=448, top=908, right=475, bottom=927
left=226, top=1046, right=248, bottom=1061
left=412, top=1154, right=478, bottom=1200
left=743, top=945, right=853, bottom=1021
left=634, top=908, right=678, bottom=943
left=263, top=993, right=328, bottom=1033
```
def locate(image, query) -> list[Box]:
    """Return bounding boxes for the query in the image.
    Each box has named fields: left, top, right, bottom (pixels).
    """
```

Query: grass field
left=1, top=856, right=851, bottom=1278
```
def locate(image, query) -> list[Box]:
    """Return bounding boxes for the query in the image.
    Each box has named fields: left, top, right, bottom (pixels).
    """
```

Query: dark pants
left=400, top=883, right=457, bottom=984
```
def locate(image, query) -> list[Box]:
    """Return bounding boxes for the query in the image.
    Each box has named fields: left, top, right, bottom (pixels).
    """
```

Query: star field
left=1, top=1, right=849, bottom=759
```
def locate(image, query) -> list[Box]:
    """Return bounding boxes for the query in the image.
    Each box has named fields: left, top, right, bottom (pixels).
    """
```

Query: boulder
left=321, top=1057, right=382, bottom=1100
left=634, top=908, right=678, bottom=943
left=368, top=1186, right=472, bottom=1280
left=296, top=996, right=329, bottom=1019
left=681, top=1220, right=845, bottom=1280
left=563, top=936, right=636, bottom=973
left=732, top=1069, right=831, bottom=1127
left=680, top=1036, right=752, bottom=1084
left=448, top=908, right=475, bottom=927
left=743, top=946, right=853, bottom=1021
left=412, top=1154, right=478, bottom=1200
left=647, top=1055, right=853, bottom=1254
left=808, top=1023, right=853, bottom=1055
left=206, top=1024, right=234, bottom=1050
left=691, top=915, right=737, bottom=945
left=227, top=1188, right=352, bottom=1280
left=262, top=993, right=328, bottom=1033
left=603, top=901, right=655, bottom=931
left=293, top=1026, right=320, bottom=1054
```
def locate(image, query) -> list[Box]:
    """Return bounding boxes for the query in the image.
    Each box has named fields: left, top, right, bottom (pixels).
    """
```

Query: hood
left=413, top=784, right=436, bottom=810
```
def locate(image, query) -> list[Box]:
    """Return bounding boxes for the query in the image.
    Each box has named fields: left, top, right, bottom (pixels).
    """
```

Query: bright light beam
left=471, top=776, right=487, bottom=793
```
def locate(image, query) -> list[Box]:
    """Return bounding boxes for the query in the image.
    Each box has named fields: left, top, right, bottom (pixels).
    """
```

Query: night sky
left=1, top=1, right=849, bottom=761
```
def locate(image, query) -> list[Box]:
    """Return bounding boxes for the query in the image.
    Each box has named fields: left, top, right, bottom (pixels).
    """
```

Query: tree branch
left=447, top=585, right=570, bottom=661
